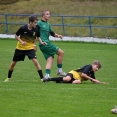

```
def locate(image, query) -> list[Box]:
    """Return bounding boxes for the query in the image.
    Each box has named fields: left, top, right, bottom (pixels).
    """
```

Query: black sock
left=8, top=70, right=13, bottom=78
left=38, top=70, right=43, bottom=79
left=50, top=77, right=63, bottom=82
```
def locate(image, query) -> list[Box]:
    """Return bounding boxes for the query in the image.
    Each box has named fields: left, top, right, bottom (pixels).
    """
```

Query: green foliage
left=0, top=39, right=117, bottom=117
left=0, top=0, right=19, bottom=5
left=0, top=0, right=117, bottom=38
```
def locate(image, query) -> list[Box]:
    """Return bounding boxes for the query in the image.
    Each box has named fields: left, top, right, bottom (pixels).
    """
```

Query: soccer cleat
left=111, top=106, right=117, bottom=114
left=43, top=76, right=50, bottom=83
left=4, top=78, right=11, bottom=82
left=57, top=71, right=66, bottom=76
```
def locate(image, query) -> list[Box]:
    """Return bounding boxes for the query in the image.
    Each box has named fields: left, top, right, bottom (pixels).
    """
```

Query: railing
left=0, top=14, right=117, bottom=36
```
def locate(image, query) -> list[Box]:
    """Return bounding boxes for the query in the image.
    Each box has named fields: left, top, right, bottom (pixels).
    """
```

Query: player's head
left=29, top=15, right=38, bottom=28
left=42, top=10, right=50, bottom=21
left=92, top=60, right=102, bottom=72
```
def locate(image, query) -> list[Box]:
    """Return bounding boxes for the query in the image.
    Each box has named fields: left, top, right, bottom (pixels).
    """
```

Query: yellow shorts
left=69, top=70, right=82, bottom=81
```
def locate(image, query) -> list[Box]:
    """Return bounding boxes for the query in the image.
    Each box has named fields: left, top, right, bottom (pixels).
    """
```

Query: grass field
left=0, top=39, right=117, bottom=117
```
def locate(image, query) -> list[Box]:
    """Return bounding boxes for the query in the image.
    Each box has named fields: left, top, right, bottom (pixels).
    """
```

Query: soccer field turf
left=0, top=39, right=117, bottom=117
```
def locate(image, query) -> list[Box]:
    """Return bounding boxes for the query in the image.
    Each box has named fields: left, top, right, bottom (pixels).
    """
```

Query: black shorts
left=12, top=49, right=37, bottom=61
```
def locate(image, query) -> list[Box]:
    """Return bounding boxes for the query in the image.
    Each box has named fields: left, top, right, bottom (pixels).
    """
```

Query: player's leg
left=56, top=48, right=66, bottom=76
left=32, top=58, right=43, bottom=79
left=43, top=76, right=63, bottom=82
left=27, top=49, right=43, bottom=79
left=43, top=73, right=72, bottom=83
left=39, top=44, right=54, bottom=79
left=4, top=49, right=24, bottom=82
left=4, top=61, right=17, bottom=82
left=44, top=56, right=53, bottom=78
left=63, top=76, right=72, bottom=82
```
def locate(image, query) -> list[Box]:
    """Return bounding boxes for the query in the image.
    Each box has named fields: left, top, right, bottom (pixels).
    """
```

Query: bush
left=0, top=0, right=19, bottom=5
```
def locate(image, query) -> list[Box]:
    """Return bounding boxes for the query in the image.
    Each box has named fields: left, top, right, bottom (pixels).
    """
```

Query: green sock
left=57, top=64, right=62, bottom=68
left=45, top=69, right=50, bottom=74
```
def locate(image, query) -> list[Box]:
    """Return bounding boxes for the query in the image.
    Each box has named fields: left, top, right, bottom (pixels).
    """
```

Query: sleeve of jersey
left=15, top=27, right=23, bottom=36
left=82, top=65, right=92, bottom=75
left=36, top=25, right=40, bottom=37
left=91, top=72, right=95, bottom=79
left=49, top=25, right=55, bottom=37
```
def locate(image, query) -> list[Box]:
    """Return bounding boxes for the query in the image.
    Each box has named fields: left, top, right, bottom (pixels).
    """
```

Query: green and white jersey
left=37, top=20, right=55, bottom=45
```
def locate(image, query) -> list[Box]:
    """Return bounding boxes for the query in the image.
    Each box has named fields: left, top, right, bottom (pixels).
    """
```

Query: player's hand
left=92, top=79, right=100, bottom=83
left=58, top=35, right=63, bottom=39
left=41, top=42, right=47, bottom=45
left=34, top=46, right=37, bottom=52
left=92, top=79, right=108, bottom=84
left=21, top=41, right=27, bottom=45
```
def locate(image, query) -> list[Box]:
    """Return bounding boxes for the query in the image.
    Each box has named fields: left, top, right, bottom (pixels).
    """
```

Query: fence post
left=88, top=16, right=92, bottom=36
left=5, top=14, right=8, bottom=34
left=61, top=16, right=66, bottom=36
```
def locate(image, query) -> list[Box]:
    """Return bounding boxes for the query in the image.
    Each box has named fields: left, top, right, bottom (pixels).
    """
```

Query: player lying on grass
left=43, top=60, right=106, bottom=84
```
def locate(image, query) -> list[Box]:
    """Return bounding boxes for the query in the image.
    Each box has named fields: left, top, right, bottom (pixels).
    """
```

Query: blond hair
left=93, top=60, right=102, bottom=68
left=42, top=10, right=50, bottom=17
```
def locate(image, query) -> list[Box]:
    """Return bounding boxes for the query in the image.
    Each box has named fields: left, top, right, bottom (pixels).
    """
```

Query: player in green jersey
left=37, top=10, right=66, bottom=79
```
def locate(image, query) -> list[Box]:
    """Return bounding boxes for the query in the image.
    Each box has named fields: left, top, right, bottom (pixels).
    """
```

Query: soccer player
left=43, top=60, right=106, bottom=84
left=37, top=10, right=66, bottom=79
left=111, top=106, right=117, bottom=114
left=4, top=15, right=46, bottom=82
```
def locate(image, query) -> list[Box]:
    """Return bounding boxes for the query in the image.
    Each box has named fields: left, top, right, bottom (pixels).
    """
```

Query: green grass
left=1, top=0, right=117, bottom=38
left=0, top=39, right=117, bottom=117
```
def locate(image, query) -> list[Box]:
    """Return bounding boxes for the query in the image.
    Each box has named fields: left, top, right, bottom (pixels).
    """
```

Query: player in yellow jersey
left=43, top=60, right=107, bottom=84
left=4, top=16, right=46, bottom=82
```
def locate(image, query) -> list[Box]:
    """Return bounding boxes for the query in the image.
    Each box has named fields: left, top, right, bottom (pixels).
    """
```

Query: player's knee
left=11, top=61, right=16, bottom=67
left=57, top=49, right=64, bottom=56
left=61, top=51, right=64, bottom=56
left=63, top=76, right=71, bottom=82
left=32, top=59, right=38, bottom=65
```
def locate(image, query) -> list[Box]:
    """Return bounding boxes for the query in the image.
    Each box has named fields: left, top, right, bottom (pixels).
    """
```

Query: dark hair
left=42, top=10, right=50, bottom=17
left=29, top=15, right=38, bottom=23
left=93, top=60, right=102, bottom=68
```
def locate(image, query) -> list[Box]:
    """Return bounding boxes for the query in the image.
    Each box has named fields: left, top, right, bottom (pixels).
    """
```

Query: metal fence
left=0, top=14, right=117, bottom=36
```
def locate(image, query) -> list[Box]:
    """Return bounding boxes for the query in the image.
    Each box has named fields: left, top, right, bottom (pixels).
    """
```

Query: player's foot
left=57, top=71, right=66, bottom=76
left=4, top=78, right=11, bottom=82
left=43, top=76, right=50, bottom=83
left=111, top=106, right=117, bottom=114
left=40, top=79, right=43, bottom=82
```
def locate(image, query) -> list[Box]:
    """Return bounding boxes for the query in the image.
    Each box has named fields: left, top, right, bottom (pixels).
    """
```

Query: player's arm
left=81, top=65, right=100, bottom=82
left=36, top=37, right=47, bottom=45
left=15, top=27, right=27, bottom=45
left=81, top=73, right=105, bottom=84
left=49, top=25, right=63, bottom=39
left=82, top=71, right=106, bottom=84
left=54, top=33, right=63, bottom=39
left=15, top=35, right=27, bottom=45
left=33, top=39, right=37, bottom=52
left=50, top=31, right=63, bottom=39
left=81, top=73, right=94, bottom=81
left=92, top=79, right=107, bottom=84
left=81, top=65, right=94, bottom=80
left=36, top=25, right=47, bottom=45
